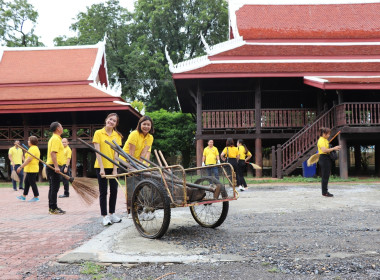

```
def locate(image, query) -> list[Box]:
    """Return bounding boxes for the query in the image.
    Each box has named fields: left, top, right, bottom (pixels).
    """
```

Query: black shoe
left=322, top=192, right=334, bottom=197
left=59, top=194, right=69, bottom=198
left=19, top=187, right=24, bottom=190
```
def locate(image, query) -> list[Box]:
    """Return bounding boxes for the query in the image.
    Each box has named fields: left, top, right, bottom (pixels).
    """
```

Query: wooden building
left=0, top=41, right=141, bottom=179
left=167, top=0, right=380, bottom=178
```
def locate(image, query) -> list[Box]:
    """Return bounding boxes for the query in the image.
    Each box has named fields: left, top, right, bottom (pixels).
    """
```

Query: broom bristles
left=307, top=154, right=320, bottom=166
left=71, top=177, right=99, bottom=205
left=251, top=163, right=262, bottom=170
left=42, top=166, right=47, bottom=179
left=11, top=170, right=20, bottom=182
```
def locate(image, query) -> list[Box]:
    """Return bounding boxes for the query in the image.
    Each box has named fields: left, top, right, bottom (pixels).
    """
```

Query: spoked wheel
left=190, top=177, right=229, bottom=228
left=131, top=180, right=171, bottom=239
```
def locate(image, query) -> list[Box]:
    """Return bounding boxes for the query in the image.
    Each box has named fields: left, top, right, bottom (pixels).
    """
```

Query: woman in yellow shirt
left=317, top=127, right=341, bottom=197
left=220, top=138, right=239, bottom=180
left=93, top=113, right=123, bottom=226
left=236, top=139, right=252, bottom=191
left=123, top=116, right=154, bottom=162
left=16, top=136, right=40, bottom=202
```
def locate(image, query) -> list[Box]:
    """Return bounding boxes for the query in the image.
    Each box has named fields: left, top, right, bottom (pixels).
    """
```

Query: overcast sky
left=28, top=0, right=135, bottom=47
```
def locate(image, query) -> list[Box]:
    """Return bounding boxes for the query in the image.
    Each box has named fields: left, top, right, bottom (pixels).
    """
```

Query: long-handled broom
left=16, top=144, right=99, bottom=205
left=307, top=130, right=341, bottom=166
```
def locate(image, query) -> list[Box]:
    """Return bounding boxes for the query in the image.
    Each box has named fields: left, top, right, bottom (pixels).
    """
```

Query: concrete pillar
left=338, top=134, right=348, bottom=179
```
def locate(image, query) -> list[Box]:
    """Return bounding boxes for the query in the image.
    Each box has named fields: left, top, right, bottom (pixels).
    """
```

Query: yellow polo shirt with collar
left=203, top=146, right=219, bottom=165
left=317, top=137, right=329, bottom=155
left=93, top=128, right=122, bottom=168
left=24, top=145, right=40, bottom=173
left=63, top=146, right=72, bottom=165
left=8, top=146, right=23, bottom=165
left=222, top=146, right=239, bottom=159
left=123, top=130, right=153, bottom=160
left=237, top=146, right=252, bottom=160
left=47, top=134, right=65, bottom=165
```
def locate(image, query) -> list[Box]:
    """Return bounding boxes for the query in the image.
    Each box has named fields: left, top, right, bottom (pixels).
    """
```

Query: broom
left=16, top=144, right=99, bottom=205
left=307, top=130, right=341, bottom=166
left=11, top=168, right=20, bottom=182
left=247, top=162, right=262, bottom=170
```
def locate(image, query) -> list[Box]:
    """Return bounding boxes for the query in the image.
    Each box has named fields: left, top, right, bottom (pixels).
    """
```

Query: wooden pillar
left=271, top=146, right=276, bottom=178
left=83, top=150, right=88, bottom=177
left=337, top=90, right=344, bottom=104
left=375, top=144, right=380, bottom=176
left=276, top=144, right=282, bottom=179
left=254, top=79, right=262, bottom=177
left=196, top=140, right=204, bottom=168
left=195, top=81, right=203, bottom=168
left=354, top=144, right=361, bottom=173
left=338, top=134, right=348, bottom=179
left=71, top=123, right=77, bottom=177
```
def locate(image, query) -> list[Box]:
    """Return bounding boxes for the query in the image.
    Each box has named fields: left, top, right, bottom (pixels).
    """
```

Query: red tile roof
left=236, top=3, right=380, bottom=40
left=304, top=76, right=380, bottom=89
left=0, top=47, right=98, bottom=84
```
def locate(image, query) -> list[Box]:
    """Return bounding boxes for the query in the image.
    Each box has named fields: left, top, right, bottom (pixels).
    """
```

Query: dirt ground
left=29, top=183, right=380, bottom=280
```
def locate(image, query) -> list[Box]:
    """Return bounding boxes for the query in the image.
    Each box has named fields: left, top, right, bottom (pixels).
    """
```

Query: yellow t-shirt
left=8, top=146, right=23, bottom=165
left=222, top=146, right=239, bottom=159
left=203, top=146, right=219, bottom=165
left=24, top=145, right=40, bottom=173
left=122, top=130, right=153, bottom=160
left=63, top=146, right=72, bottom=165
left=47, top=134, right=65, bottom=165
left=317, top=137, right=329, bottom=155
left=93, top=128, right=122, bottom=168
left=237, top=146, right=252, bottom=160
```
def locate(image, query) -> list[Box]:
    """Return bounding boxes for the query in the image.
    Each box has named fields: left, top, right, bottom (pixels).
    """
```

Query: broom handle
left=15, top=144, right=70, bottom=180
left=329, top=131, right=341, bottom=143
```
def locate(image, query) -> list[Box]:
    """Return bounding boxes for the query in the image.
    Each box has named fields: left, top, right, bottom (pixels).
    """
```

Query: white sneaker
left=238, top=185, right=245, bottom=191
left=140, top=212, right=154, bottom=221
left=109, top=213, right=122, bottom=223
left=102, top=216, right=112, bottom=226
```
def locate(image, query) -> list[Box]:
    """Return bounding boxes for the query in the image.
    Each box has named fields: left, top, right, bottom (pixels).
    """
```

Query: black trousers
left=47, top=166, right=62, bottom=210
left=319, top=154, right=332, bottom=195
left=96, top=168, right=118, bottom=216
left=236, top=160, right=247, bottom=188
left=61, top=166, right=71, bottom=196
left=23, top=173, right=39, bottom=197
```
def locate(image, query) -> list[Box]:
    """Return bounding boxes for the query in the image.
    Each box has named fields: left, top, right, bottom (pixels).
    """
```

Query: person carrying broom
left=46, top=122, right=66, bottom=214
left=317, top=127, right=341, bottom=197
left=93, top=113, right=123, bottom=226
left=8, top=140, right=24, bottom=191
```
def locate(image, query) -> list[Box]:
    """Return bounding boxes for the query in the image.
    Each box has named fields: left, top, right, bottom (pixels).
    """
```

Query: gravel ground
left=30, top=185, right=380, bottom=280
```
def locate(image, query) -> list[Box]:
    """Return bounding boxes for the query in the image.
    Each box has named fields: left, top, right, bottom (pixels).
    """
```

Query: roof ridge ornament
left=200, top=32, right=211, bottom=55
left=165, top=45, right=175, bottom=72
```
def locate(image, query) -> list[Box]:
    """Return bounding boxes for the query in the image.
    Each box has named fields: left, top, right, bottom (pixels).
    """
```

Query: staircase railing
left=280, top=107, right=335, bottom=172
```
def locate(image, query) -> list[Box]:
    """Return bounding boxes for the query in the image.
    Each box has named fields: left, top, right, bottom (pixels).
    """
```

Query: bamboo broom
left=16, top=144, right=98, bottom=205
left=307, top=130, right=341, bottom=166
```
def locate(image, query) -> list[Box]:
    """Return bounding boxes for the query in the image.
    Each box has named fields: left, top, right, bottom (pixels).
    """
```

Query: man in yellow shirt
left=46, top=122, right=65, bottom=215
left=8, top=140, right=24, bottom=191
left=59, top=138, right=72, bottom=198
left=202, top=139, right=220, bottom=180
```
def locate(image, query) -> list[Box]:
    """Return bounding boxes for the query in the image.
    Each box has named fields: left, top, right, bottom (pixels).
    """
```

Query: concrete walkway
left=0, top=185, right=126, bottom=280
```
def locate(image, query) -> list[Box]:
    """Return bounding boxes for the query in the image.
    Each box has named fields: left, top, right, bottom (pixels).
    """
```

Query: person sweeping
left=93, top=113, right=123, bottom=226
left=59, top=138, right=72, bottom=198
left=236, top=139, right=252, bottom=191
left=46, top=122, right=66, bottom=214
left=317, top=127, right=341, bottom=197
left=16, top=136, right=40, bottom=202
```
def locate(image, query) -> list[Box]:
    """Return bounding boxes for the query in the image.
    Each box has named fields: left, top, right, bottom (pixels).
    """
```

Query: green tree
left=130, top=100, right=146, bottom=114
left=0, top=0, right=43, bottom=46
left=54, top=0, right=228, bottom=112
left=147, top=109, right=196, bottom=167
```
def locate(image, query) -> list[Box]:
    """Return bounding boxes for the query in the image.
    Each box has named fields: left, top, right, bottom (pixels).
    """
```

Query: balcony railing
left=336, top=102, right=380, bottom=126
left=202, top=108, right=317, bottom=129
left=0, top=124, right=103, bottom=143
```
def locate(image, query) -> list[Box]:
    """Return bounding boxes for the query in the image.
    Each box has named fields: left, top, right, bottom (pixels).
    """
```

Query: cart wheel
left=190, top=177, right=229, bottom=228
left=131, top=180, right=171, bottom=239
